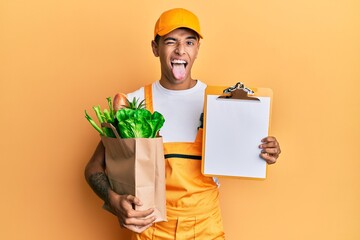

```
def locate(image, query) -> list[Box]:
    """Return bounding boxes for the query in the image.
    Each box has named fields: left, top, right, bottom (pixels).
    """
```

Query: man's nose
left=175, top=43, right=185, bottom=55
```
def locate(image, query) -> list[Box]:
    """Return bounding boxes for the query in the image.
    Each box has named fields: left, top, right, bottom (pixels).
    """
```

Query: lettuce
left=116, top=108, right=165, bottom=138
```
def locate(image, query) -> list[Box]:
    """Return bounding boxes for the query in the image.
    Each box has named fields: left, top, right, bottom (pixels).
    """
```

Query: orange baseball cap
left=154, top=8, right=203, bottom=39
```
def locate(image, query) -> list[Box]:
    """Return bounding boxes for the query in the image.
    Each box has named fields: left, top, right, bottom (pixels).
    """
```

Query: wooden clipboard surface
left=201, top=86, right=273, bottom=179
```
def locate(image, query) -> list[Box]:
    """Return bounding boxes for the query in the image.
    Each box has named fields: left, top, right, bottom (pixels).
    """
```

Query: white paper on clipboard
left=202, top=90, right=271, bottom=179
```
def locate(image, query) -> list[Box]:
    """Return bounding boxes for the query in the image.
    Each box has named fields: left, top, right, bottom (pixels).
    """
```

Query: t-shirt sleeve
left=126, top=87, right=145, bottom=103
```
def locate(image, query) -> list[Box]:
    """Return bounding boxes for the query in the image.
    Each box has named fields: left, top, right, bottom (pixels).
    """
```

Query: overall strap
left=144, top=84, right=153, bottom=113
left=144, top=83, right=202, bottom=160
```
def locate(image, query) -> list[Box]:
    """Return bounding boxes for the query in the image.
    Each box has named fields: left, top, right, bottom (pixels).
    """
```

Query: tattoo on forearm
left=88, top=172, right=111, bottom=203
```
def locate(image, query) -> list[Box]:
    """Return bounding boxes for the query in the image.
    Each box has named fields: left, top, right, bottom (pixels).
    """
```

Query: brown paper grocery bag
left=100, top=123, right=166, bottom=233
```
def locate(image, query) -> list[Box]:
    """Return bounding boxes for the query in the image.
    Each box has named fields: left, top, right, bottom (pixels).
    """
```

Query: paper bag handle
left=101, top=122, right=121, bottom=139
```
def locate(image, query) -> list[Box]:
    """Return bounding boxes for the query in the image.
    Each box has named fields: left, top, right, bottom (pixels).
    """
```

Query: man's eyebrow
left=163, top=37, right=176, bottom=41
left=163, top=36, right=198, bottom=42
left=186, top=36, right=198, bottom=40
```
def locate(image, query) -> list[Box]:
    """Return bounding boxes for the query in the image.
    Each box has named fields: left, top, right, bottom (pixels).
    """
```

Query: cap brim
left=157, top=25, right=203, bottom=39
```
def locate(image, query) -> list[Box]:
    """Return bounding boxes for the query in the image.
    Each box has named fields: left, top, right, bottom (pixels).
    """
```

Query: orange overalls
left=131, top=85, right=225, bottom=240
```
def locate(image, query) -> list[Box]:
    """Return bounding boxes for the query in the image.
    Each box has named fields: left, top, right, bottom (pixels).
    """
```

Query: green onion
left=85, top=110, right=104, bottom=135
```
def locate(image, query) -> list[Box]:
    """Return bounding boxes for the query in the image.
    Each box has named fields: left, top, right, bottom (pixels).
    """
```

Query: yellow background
left=1, top=0, right=359, bottom=239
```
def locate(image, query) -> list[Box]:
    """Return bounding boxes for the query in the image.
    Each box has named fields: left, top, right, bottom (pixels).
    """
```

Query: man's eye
left=187, top=41, right=195, bottom=46
left=165, top=41, right=175, bottom=45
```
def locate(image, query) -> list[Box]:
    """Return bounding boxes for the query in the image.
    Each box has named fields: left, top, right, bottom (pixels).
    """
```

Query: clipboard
left=201, top=83, right=273, bottom=179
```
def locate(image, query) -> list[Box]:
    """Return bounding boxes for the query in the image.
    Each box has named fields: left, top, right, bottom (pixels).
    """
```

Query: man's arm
left=84, top=142, right=111, bottom=204
left=84, top=141, right=156, bottom=231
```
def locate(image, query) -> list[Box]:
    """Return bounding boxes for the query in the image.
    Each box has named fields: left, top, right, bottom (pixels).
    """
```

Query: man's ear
left=151, top=40, right=159, bottom=57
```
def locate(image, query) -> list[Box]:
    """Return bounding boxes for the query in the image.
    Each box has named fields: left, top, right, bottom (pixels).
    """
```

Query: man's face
left=152, top=28, right=200, bottom=89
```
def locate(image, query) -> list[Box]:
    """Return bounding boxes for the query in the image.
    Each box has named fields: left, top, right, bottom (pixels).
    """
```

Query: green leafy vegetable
left=85, top=96, right=165, bottom=139
left=115, top=107, right=165, bottom=138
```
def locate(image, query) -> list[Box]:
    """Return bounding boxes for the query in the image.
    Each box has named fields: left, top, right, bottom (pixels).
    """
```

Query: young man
left=85, top=8, right=281, bottom=239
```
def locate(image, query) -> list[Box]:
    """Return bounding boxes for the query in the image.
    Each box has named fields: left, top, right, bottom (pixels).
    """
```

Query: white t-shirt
left=127, top=80, right=207, bottom=143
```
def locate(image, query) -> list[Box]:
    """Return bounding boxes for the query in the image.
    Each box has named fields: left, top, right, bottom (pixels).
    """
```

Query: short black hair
left=154, top=34, right=161, bottom=44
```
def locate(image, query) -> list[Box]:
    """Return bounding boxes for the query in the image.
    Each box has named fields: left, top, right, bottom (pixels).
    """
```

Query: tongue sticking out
left=172, top=64, right=186, bottom=80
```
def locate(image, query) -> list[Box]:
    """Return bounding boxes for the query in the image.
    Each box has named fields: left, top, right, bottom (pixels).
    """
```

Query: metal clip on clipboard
left=218, top=82, right=260, bottom=101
